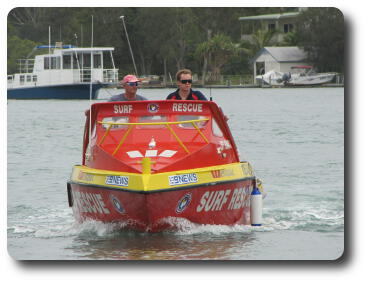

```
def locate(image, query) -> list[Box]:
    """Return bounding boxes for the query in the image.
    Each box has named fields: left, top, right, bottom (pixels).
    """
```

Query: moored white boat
left=7, top=44, right=119, bottom=99
left=256, top=65, right=336, bottom=87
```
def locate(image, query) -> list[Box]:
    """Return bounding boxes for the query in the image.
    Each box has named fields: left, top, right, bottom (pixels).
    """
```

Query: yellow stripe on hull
left=70, top=162, right=256, bottom=193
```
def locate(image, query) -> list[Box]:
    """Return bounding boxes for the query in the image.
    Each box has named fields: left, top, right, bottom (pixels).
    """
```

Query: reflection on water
left=70, top=221, right=256, bottom=260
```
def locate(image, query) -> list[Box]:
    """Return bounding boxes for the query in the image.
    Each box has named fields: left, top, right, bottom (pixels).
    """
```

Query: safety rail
left=97, top=118, right=210, bottom=156
left=17, top=59, right=35, bottom=73
left=80, top=69, right=91, bottom=82
left=103, top=69, right=119, bottom=83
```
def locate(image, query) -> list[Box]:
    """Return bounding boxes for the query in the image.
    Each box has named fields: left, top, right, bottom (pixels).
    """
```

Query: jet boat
left=67, top=100, right=263, bottom=232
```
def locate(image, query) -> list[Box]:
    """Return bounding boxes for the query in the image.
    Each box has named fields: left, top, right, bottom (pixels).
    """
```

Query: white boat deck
left=8, top=45, right=119, bottom=90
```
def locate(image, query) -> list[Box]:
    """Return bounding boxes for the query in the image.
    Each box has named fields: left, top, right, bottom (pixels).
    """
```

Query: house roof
left=239, top=12, right=300, bottom=21
left=253, top=46, right=307, bottom=63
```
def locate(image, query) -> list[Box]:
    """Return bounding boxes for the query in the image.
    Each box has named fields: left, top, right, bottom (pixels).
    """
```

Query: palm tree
left=196, top=34, right=247, bottom=83
left=250, top=29, right=278, bottom=50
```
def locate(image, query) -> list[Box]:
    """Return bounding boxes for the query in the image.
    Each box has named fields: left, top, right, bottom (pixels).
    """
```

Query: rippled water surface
left=7, top=87, right=344, bottom=260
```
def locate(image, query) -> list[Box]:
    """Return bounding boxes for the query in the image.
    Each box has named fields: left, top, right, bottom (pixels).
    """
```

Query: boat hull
left=257, top=71, right=336, bottom=86
left=7, top=83, right=105, bottom=99
left=67, top=178, right=253, bottom=232
left=285, top=73, right=336, bottom=86
left=67, top=161, right=257, bottom=232
left=67, top=101, right=264, bottom=232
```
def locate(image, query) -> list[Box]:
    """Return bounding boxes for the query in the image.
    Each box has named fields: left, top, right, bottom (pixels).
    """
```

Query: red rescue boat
left=67, top=100, right=264, bottom=232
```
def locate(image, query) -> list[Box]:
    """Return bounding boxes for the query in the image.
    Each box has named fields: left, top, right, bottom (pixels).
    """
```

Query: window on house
left=284, top=23, right=294, bottom=33
left=268, top=23, right=276, bottom=32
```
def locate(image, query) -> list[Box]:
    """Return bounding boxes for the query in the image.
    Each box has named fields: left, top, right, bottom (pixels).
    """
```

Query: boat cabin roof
left=291, top=65, right=313, bottom=69
left=56, top=47, right=115, bottom=55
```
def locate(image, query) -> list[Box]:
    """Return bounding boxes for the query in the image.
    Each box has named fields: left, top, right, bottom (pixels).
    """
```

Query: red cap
left=121, top=74, right=139, bottom=84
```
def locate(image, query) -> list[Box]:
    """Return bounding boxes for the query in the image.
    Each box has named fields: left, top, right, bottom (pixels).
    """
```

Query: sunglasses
left=180, top=79, right=192, bottom=84
left=126, top=82, right=138, bottom=86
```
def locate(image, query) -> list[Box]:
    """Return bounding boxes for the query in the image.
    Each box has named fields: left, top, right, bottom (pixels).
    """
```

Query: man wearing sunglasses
left=109, top=74, right=147, bottom=101
left=166, top=69, right=207, bottom=101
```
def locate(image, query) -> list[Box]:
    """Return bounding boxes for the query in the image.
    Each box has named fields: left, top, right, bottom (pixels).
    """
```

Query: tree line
left=7, top=7, right=344, bottom=80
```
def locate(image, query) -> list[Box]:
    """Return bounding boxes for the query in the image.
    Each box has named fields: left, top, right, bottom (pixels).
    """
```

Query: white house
left=252, top=46, right=308, bottom=83
left=239, top=11, right=303, bottom=44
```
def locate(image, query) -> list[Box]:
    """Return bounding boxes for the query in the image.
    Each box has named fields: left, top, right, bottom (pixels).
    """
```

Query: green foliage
left=295, top=8, right=344, bottom=72
left=196, top=34, right=248, bottom=81
left=7, top=35, right=39, bottom=74
left=250, top=29, right=279, bottom=50
left=7, top=7, right=344, bottom=77
left=279, top=32, right=299, bottom=46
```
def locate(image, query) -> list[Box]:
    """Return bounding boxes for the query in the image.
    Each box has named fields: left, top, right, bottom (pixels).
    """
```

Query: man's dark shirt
left=166, top=89, right=207, bottom=100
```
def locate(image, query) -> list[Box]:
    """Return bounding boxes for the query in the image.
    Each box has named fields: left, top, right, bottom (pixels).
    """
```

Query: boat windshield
left=137, top=115, right=167, bottom=129
left=177, top=115, right=209, bottom=129
left=101, top=116, right=129, bottom=130
left=87, top=100, right=239, bottom=163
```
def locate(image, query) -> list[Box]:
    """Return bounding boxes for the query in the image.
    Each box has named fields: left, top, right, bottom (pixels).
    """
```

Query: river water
left=7, top=87, right=344, bottom=260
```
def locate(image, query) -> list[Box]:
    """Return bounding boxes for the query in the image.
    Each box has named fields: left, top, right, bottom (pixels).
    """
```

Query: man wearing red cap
left=109, top=74, right=147, bottom=101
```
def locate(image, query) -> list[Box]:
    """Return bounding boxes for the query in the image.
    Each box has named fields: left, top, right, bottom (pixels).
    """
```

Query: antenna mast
left=120, top=15, right=138, bottom=76
left=88, top=15, right=94, bottom=152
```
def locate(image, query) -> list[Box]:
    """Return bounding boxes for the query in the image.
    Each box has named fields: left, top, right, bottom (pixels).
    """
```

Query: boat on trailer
left=7, top=44, right=118, bottom=99
left=67, top=100, right=264, bottom=232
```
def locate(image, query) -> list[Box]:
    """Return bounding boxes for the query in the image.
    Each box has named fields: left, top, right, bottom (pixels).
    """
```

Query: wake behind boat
left=7, top=44, right=119, bottom=99
left=67, top=100, right=264, bottom=232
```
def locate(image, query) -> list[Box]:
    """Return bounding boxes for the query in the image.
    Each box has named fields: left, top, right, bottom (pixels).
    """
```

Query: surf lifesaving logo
left=147, top=103, right=159, bottom=113
left=110, top=195, right=125, bottom=214
left=176, top=192, right=192, bottom=213
left=169, top=173, right=198, bottom=186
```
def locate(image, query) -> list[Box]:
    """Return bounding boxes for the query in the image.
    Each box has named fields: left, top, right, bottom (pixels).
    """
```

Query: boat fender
left=250, top=186, right=262, bottom=226
left=256, top=178, right=267, bottom=199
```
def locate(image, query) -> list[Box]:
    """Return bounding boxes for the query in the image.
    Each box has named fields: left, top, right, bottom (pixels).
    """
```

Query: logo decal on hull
left=147, top=103, right=160, bottom=113
left=78, top=171, right=94, bottom=182
left=110, top=195, right=125, bottom=214
left=105, top=175, right=129, bottom=187
left=71, top=191, right=110, bottom=214
left=114, top=104, right=133, bottom=114
left=176, top=192, right=192, bottom=213
left=211, top=168, right=234, bottom=178
left=169, top=173, right=198, bottom=186
left=195, top=186, right=252, bottom=213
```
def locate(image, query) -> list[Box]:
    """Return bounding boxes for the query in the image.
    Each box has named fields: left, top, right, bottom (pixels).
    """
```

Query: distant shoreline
left=136, top=84, right=344, bottom=89
left=106, top=83, right=344, bottom=90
